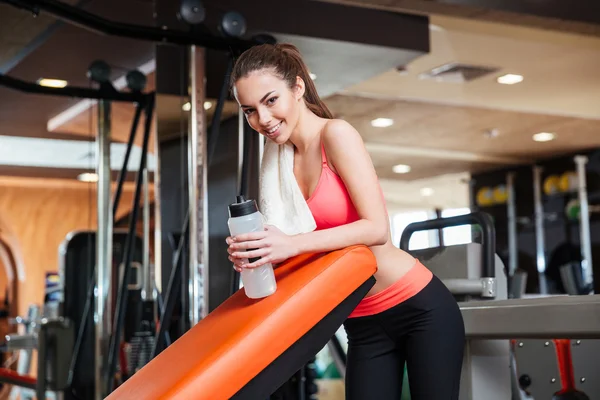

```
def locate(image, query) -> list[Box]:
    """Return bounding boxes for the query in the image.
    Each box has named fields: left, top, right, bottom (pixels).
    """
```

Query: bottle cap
left=228, top=195, right=258, bottom=217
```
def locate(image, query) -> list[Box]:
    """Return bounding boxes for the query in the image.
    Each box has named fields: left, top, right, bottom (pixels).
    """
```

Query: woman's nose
left=258, top=109, right=271, bottom=126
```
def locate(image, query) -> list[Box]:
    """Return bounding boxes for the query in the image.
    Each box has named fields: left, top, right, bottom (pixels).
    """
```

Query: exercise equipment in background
left=398, top=211, right=600, bottom=400
left=544, top=171, right=579, bottom=196
left=565, top=199, right=600, bottom=221
left=544, top=174, right=562, bottom=196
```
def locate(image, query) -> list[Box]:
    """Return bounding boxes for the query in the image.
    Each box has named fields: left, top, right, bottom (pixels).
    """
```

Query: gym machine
left=0, top=53, right=156, bottom=398
left=397, top=211, right=600, bottom=400
left=0, top=0, right=268, bottom=397
left=400, top=212, right=510, bottom=400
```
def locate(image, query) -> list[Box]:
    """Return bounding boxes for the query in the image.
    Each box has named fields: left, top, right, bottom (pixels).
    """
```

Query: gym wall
left=0, top=178, right=143, bottom=316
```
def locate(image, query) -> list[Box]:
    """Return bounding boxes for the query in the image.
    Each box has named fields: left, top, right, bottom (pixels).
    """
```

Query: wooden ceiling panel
left=325, top=94, right=600, bottom=163
left=0, top=5, right=55, bottom=69
left=374, top=156, right=495, bottom=181
left=51, top=71, right=240, bottom=151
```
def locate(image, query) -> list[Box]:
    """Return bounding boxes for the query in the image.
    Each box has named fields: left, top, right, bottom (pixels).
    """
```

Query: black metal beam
left=438, top=0, right=600, bottom=26
left=105, top=96, right=155, bottom=394
left=0, top=73, right=149, bottom=103
left=214, top=0, right=430, bottom=53
left=1, top=0, right=259, bottom=51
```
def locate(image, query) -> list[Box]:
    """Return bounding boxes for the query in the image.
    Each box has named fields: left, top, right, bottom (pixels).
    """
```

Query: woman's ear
left=294, top=76, right=306, bottom=100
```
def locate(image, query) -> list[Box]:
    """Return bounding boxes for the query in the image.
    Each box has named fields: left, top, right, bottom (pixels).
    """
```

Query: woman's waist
left=367, top=244, right=416, bottom=293
left=349, top=257, right=433, bottom=318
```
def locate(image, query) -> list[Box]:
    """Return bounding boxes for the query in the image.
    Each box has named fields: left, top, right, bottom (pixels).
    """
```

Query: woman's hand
left=226, top=225, right=298, bottom=271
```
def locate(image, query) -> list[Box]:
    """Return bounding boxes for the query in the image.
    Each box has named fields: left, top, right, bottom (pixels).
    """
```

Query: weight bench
left=106, top=245, right=377, bottom=400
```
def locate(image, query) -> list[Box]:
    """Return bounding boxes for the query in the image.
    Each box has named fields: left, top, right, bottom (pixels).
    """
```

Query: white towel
left=259, top=139, right=317, bottom=236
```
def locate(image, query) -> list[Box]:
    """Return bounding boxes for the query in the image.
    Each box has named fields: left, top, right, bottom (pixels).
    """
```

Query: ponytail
left=230, top=43, right=334, bottom=119
left=277, top=44, right=334, bottom=119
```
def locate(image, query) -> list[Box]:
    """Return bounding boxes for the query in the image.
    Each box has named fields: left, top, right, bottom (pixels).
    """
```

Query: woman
left=226, top=43, right=465, bottom=399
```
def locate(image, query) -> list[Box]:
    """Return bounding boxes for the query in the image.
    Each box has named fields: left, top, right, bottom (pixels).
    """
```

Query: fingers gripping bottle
left=228, top=195, right=277, bottom=299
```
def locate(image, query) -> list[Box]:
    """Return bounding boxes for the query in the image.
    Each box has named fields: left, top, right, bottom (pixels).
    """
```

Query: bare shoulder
left=322, top=119, right=362, bottom=145
left=320, top=119, right=370, bottom=173
left=321, top=119, right=366, bottom=159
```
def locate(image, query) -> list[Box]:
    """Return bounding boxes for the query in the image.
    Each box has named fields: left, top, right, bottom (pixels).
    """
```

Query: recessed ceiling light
left=533, top=132, right=556, bottom=142
left=77, top=172, right=98, bottom=183
left=420, top=187, right=434, bottom=197
left=392, top=164, right=411, bottom=174
left=309, top=73, right=317, bottom=80
left=183, top=101, right=214, bottom=111
left=483, top=128, right=499, bottom=138
left=371, top=118, right=394, bottom=128
left=497, top=74, right=523, bottom=85
left=37, top=78, right=68, bottom=88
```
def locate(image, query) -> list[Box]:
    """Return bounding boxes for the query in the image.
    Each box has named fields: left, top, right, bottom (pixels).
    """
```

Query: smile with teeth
left=266, top=122, right=282, bottom=134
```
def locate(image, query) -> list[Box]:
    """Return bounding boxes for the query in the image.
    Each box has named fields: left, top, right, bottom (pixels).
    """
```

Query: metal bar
left=399, top=211, right=496, bottom=278
left=239, top=123, right=252, bottom=198
left=1, top=0, right=258, bottom=51
left=113, top=104, right=143, bottom=217
left=95, top=100, right=112, bottom=400
left=188, top=47, right=199, bottom=326
left=434, top=208, right=444, bottom=246
left=575, top=155, right=593, bottom=286
left=151, top=116, right=163, bottom=296
left=506, top=172, right=517, bottom=277
left=230, top=111, right=245, bottom=295
left=532, top=165, right=548, bottom=294
left=141, top=167, right=152, bottom=301
left=4, top=334, right=36, bottom=350
left=0, top=73, right=147, bottom=103
left=152, top=213, right=190, bottom=358
left=297, top=367, right=306, bottom=400
left=155, top=287, right=171, bottom=348
left=258, top=129, right=265, bottom=172
left=105, top=95, right=154, bottom=394
left=326, top=335, right=347, bottom=379
left=188, top=45, right=208, bottom=324
left=237, top=110, right=244, bottom=196
left=207, top=56, right=233, bottom=167
left=0, top=369, right=37, bottom=391
left=460, top=295, right=600, bottom=339
left=443, top=278, right=495, bottom=297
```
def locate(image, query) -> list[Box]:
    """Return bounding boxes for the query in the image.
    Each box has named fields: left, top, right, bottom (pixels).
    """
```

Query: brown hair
left=230, top=43, right=334, bottom=119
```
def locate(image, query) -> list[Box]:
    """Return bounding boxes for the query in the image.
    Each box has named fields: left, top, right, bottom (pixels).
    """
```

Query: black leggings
left=343, top=275, right=465, bottom=399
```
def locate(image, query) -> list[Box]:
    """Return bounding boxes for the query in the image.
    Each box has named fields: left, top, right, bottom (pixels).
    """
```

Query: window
left=390, top=207, right=473, bottom=250
left=441, top=207, right=472, bottom=246
left=390, top=210, right=434, bottom=250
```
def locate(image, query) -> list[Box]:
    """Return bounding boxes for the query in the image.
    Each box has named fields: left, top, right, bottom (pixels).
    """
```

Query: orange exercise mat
left=107, top=245, right=377, bottom=400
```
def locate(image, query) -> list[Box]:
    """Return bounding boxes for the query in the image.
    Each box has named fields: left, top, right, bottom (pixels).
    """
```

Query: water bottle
left=228, top=195, right=277, bottom=299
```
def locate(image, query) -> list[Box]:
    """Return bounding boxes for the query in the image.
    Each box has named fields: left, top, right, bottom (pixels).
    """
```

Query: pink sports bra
left=306, top=143, right=360, bottom=230
left=305, top=142, right=433, bottom=319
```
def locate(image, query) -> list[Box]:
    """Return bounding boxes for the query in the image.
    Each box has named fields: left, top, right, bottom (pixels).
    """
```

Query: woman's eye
left=267, top=97, right=278, bottom=104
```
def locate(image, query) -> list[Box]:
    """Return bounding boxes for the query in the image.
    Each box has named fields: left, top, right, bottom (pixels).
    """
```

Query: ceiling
left=0, top=0, right=599, bottom=212
left=326, top=13, right=600, bottom=210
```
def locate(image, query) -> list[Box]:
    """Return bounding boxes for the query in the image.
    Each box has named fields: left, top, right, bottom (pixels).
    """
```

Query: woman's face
left=234, top=70, right=304, bottom=144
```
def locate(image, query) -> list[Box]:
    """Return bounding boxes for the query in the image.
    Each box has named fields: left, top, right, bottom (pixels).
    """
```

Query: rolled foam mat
left=106, top=245, right=376, bottom=400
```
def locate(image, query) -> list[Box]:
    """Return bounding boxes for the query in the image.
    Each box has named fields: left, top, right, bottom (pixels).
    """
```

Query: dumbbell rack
left=503, top=155, right=595, bottom=295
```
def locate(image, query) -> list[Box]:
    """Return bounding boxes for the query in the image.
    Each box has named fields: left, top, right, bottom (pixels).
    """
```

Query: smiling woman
left=226, top=43, right=466, bottom=400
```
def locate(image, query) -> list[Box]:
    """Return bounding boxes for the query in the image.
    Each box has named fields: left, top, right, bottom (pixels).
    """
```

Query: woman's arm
left=227, top=119, right=389, bottom=269
left=294, top=119, right=389, bottom=254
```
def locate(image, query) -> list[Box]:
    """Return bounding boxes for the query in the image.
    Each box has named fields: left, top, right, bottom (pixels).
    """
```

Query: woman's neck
left=288, top=105, right=328, bottom=154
